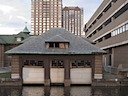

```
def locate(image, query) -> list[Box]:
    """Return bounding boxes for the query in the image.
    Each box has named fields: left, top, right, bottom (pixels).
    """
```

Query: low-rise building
left=6, top=28, right=104, bottom=86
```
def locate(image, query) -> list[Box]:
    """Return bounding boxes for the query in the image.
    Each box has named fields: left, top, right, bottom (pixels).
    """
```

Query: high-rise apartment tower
left=62, top=7, right=84, bottom=36
left=31, top=0, right=62, bottom=35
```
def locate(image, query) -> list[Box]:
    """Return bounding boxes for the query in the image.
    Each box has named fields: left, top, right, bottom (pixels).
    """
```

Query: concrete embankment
left=0, top=78, right=22, bottom=86
left=92, top=79, right=128, bottom=86
left=0, top=78, right=128, bottom=86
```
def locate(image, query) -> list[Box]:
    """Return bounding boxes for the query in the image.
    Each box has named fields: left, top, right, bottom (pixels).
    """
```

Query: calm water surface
left=0, top=86, right=128, bottom=96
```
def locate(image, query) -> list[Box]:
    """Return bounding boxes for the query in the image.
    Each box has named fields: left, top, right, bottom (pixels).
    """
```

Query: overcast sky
left=0, top=0, right=103, bottom=35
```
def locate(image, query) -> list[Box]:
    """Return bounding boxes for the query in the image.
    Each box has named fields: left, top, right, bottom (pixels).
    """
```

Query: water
left=0, top=86, right=128, bottom=96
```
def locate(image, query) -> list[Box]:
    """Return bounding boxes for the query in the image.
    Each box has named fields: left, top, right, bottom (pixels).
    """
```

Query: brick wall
left=11, top=55, right=20, bottom=79
left=94, top=54, right=103, bottom=79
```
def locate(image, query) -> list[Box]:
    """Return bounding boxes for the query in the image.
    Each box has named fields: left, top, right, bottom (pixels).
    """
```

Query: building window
left=49, top=42, right=59, bottom=48
left=59, top=43, right=66, bottom=48
left=48, top=42, right=67, bottom=49
left=37, top=61, right=44, bottom=66
left=104, top=18, right=111, bottom=26
left=103, top=3, right=111, bottom=13
left=111, top=23, right=128, bottom=37
left=97, top=13, right=103, bottom=20
left=49, top=42, right=54, bottom=48
left=112, top=0, right=117, bottom=3
left=104, top=33, right=111, bottom=40
left=92, top=20, right=96, bottom=25
left=55, top=42, right=59, bottom=48
left=16, top=37, right=22, bottom=42
left=93, top=30, right=97, bottom=35
left=24, top=60, right=29, bottom=66
left=98, top=38, right=103, bottom=42
left=23, top=60, right=44, bottom=67
left=71, top=60, right=91, bottom=68
left=51, top=59, right=64, bottom=68
left=97, top=25, right=103, bottom=31
left=30, top=60, right=36, bottom=66
left=126, top=23, right=128, bottom=31
left=113, top=3, right=128, bottom=19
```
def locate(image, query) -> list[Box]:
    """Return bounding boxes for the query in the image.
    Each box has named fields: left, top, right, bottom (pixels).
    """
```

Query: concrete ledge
left=94, top=74, right=103, bottom=79
left=0, top=78, right=22, bottom=86
left=64, top=79, right=71, bottom=86
left=11, top=74, right=20, bottom=79
left=0, top=78, right=128, bottom=87
left=44, top=79, right=51, bottom=86
left=92, top=79, right=128, bottom=86
left=92, top=80, right=120, bottom=86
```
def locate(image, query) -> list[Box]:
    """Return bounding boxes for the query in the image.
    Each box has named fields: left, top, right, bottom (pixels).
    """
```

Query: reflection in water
left=0, top=86, right=22, bottom=96
left=70, top=86, right=91, bottom=96
left=92, top=87, right=128, bottom=96
left=50, top=87, right=64, bottom=96
left=22, top=86, right=91, bottom=96
left=23, top=86, right=44, bottom=96
left=0, top=86, right=128, bottom=96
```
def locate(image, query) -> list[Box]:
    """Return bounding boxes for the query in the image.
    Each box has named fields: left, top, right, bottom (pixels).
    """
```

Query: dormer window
left=16, top=37, right=24, bottom=42
left=48, top=42, right=68, bottom=49
left=49, top=42, right=59, bottom=48
left=45, top=35, right=69, bottom=49
left=16, top=37, right=22, bottom=42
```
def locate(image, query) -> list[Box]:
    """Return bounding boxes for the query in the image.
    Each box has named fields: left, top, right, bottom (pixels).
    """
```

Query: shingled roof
left=0, top=26, right=31, bottom=44
left=45, top=35, right=69, bottom=43
left=6, top=28, right=105, bottom=55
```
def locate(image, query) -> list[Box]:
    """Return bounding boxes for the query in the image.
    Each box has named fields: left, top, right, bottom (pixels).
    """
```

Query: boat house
left=6, top=28, right=104, bottom=86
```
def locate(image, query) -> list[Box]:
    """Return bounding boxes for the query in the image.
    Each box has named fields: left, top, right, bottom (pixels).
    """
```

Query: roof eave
left=5, top=52, right=94, bottom=55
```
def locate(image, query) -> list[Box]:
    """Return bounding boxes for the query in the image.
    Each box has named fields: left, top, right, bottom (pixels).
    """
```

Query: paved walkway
left=103, top=71, right=118, bottom=80
left=103, top=71, right=126, bottom=81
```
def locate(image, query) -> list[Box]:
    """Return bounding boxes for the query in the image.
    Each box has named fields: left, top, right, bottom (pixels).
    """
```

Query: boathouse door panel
left=71, top=68, right=92, bottom=84
left=70, top=60, right=92, bottom=84
left=50, top=68, right=64, bottom=83
left=50, top=60, right=64, bottom=83
left=23, top=67, right=44, bottom=84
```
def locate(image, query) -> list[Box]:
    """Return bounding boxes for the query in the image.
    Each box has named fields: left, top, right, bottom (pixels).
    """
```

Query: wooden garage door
left=22, top=60, right=44, bottom=84
left=71, top=68, right=92, bottom=84
left=50, top=59, right=64, bottom=83
left=70, top=60, right=92, bottom=84
left=50, top=68, right=64, bottom=83
left=23, top=67, right=44, bottom=84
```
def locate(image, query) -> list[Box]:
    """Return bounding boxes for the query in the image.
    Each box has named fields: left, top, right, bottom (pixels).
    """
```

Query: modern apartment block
left=62, top=7, right=84, bottom=36
left=84, top=0, right=128, bottom=74
left=31, top=0, right=62, bottom=35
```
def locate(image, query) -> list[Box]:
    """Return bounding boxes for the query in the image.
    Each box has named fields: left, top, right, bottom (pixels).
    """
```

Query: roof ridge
left=45, top=34, right=69, bottom=42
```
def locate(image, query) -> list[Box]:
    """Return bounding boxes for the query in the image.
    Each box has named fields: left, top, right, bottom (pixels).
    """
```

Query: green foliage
left=0, top=72, right=11, bottom=78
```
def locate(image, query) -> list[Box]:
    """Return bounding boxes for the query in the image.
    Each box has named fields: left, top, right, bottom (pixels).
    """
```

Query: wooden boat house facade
left=6, top=28, right=104, bottom=86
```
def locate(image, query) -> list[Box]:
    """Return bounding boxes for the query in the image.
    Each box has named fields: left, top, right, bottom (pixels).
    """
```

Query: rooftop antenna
left=25, top=22, right=27, bottom=27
